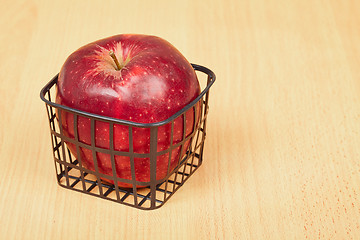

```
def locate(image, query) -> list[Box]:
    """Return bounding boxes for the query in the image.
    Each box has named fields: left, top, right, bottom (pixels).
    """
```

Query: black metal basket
left=40, top=64, right=215, bottom=210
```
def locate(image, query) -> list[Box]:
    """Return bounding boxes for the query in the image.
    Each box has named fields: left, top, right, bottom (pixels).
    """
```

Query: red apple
left=55, top=34, right=201, bottom=188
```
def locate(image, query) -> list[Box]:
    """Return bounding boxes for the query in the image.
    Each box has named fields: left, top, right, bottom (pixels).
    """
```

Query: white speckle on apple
left=167, top=106, right=171, bottom=110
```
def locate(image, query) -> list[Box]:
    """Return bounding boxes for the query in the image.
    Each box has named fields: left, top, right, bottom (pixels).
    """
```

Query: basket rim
left=40, top=63, right=216, bottom=127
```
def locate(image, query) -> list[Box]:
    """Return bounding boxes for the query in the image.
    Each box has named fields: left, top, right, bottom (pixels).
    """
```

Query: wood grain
left=1, top=0, right=359, bottom=239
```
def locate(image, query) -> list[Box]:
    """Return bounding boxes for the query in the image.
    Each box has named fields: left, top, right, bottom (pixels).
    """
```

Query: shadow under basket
left=40, top=64, right=215, bottom=210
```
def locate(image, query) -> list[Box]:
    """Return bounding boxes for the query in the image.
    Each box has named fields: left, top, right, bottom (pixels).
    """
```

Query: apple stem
left=109, top=51, right=122, bottom=70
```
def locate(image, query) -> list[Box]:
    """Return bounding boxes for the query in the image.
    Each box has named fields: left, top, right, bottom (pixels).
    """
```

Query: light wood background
left=1, top=0, right=360, bottom=239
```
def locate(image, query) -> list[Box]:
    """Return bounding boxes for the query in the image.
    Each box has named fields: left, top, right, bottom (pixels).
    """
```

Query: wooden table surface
left=1, top=0, right=360, bottom=239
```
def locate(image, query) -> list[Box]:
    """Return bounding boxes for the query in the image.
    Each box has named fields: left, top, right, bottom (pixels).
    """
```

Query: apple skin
left=55, top=34, right=201, bottom=188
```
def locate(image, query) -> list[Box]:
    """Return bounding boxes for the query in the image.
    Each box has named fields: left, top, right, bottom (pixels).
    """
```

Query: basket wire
left=40, top=64, right=215, bottom=210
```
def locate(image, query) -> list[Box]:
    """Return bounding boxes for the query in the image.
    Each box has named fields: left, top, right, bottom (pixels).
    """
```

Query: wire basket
left=40, top=64, right=215, bottom=210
